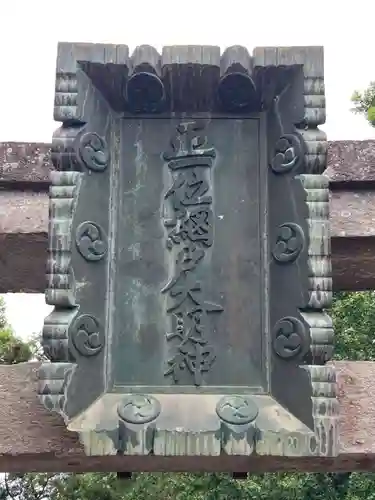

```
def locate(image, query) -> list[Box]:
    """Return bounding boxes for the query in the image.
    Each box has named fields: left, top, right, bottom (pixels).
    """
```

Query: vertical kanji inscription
left=162, top=121, right=223, bottom=386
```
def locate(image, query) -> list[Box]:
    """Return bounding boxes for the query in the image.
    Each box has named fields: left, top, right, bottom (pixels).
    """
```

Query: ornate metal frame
left=38, top=43, right=338, bottom=458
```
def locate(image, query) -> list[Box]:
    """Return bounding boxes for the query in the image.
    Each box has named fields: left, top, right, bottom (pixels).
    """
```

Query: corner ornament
left=272, top=317, right=308, bottom=359
left=272, top=223, right=305, bottom=263
left=75, top=221, right=108, bottom=262
left=78, top=132, right=109, bottom=172
left=270, top=134, right=303, bottom=174
left=70, top=314, right=104, bottom=357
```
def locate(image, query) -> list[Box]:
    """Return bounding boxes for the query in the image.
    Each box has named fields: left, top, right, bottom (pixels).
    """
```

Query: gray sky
left=1, top=0, right=374, bottom=338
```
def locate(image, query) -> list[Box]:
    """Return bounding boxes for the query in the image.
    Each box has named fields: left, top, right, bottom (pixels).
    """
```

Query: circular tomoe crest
left=117, top=395, right=161, bottom=424
left=272, top=223, right=305, bottom=263
left=70, top=314, right=104, bottom=356
left=216, top=396, right=259, bottom=425
left=270, top=133, right=303, bottom=174
left=272, top=316, right=308, bottom=359
left=75, top=221, right=108, bottom=262
left=78, top=132, right=110, bottom=172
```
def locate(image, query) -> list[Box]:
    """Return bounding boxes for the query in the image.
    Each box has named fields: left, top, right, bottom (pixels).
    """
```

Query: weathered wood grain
left=0, top=192, right=47, bottom=293
left=332, top=237, right=375, bottom=291
left=0, top=361, right=373, bottom=472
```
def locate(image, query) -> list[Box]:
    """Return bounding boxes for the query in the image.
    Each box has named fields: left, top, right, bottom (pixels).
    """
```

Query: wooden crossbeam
left=2, top=197, right=375, bottom=293
left=0, top=141, right=375, bottom=293
left=0, top=361, right=373, bottom=473
left=1, top=140, right=375, bottom=292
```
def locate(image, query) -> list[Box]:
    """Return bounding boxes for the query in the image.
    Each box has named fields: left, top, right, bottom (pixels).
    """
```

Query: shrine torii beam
left=0, top=361, right=372, bottom=473
left=1, top=139, right=375, bottom=293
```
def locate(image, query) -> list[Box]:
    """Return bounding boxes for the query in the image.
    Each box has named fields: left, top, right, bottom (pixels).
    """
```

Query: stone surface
left=326, top=140, right=375, bottom=184
left=330, top=191, right=375, bottom=236
left=0, top=142, right=52, bottom=187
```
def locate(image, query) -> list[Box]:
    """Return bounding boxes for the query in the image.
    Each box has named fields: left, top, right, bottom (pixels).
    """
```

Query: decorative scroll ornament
left=161, top=121, right=223, bottom=387
left=272, top=317, right=308, bottom=359
left=70, top=314, right=104, bottom=356
left=216, top=396, right=259, bottom=425
left=78, top=132, right=109, bottom=172
left=270, top=134, right=303, bottom=174
left=272, top=223, right=305, bottom=263
left=75, top=221, right=107, bottom=261
left=117, top=395, right=161, bottom=424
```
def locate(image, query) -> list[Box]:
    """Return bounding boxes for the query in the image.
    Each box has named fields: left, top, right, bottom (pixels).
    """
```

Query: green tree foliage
left=2, top=292, right=375, bottom=498
left=0, top=473, right=59, bottom=500
left=0, top=297, right=34, bottom=364
left=351, top=82, right=375, bottom=126
left=1, top=471, right=372, bottom=500
left=332, top=292, right=375, bottom=360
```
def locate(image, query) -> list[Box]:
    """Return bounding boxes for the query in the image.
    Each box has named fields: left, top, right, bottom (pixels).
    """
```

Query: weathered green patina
left=38, top=43, right=338, bottom=460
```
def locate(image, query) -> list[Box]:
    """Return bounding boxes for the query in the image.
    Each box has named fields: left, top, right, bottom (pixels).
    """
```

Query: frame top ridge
left=54, top=42, right=325, bottom=120
left=57, top=42, right=323, bottom=68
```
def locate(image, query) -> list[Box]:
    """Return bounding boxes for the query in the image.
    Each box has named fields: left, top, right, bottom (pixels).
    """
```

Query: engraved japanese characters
left=161, top=121, right=223, bottom=386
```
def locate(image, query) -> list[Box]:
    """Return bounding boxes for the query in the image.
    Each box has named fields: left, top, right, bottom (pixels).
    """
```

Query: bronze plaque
left=39, top=43, right=338, bottom=460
